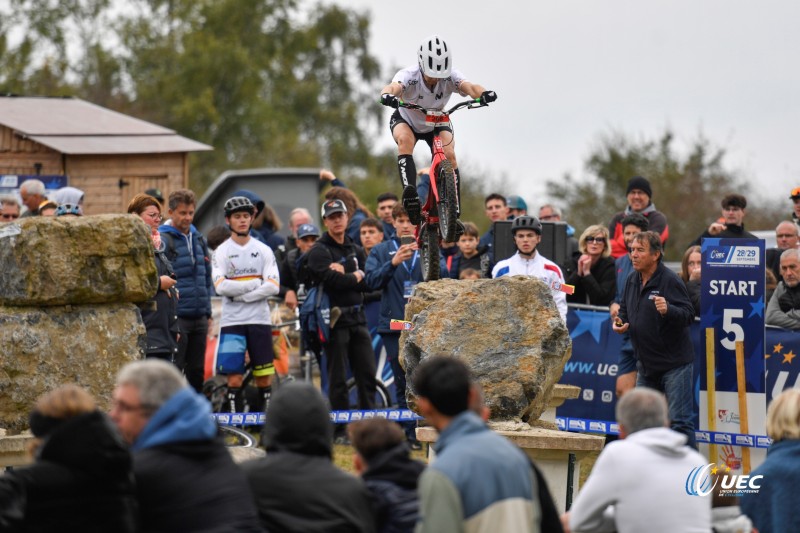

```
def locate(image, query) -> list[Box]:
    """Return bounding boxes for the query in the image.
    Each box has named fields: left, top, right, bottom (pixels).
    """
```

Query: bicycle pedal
left=454, top=220, right=465, bottom=239
left=402, top=186, right=422, bottom=225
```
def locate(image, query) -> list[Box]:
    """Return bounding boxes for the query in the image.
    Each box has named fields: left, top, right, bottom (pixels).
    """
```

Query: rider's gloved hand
left=480, top=90, right=498, bottom=105
left=380, top=93, right=400, bottom=108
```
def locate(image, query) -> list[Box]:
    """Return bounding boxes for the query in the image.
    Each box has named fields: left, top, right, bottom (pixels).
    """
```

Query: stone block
left=401, top=277, right=572, bottom=422
left=0, top=304, right=146, bottom=432
left=0, top=214, right=157, bottom=306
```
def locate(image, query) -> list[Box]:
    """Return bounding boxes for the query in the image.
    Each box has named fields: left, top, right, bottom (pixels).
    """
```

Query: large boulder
left=0, top=304, right=145, bottom=432
left=401, top=277, right=571, bottom=422
left=0, top=214, right=157, bottom=306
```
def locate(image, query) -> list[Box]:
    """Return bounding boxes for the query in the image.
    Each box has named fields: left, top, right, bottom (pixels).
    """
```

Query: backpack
left=299, top=282, right=331, bottom=350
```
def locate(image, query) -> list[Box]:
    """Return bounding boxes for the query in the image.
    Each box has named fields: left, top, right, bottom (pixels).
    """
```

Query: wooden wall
left=0, top=125, right=63, bottom=174
left=1, top=125, right=190, bottom=214
left=66, top=153, right=187, bottom=214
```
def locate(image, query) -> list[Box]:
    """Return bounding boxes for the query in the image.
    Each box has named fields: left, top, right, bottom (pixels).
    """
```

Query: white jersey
left=492, top=251, right=567, bottom=323
left=212, top=237, right=280, bottom=327
left=392, top=65, right=467, bottom=133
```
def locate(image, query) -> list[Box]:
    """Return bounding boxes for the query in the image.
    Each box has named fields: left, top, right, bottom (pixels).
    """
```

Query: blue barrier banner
left=213, top=409, right=422, bottom=426
left=766, top=327, right=800, bottom=401
left=555, top=416, right=772, bottom=449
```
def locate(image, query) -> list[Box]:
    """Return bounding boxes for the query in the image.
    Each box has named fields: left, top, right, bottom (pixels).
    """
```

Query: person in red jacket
left=607, top=176, right=669, bottom=258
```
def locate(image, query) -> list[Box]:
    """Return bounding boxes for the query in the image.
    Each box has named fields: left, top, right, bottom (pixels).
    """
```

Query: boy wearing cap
left=306, top=199, right=378, bottom=443
left=279, top=222, right=320, bottom=309
left=365, top=203, right=424, bottom=446
left=689, top=193, right=756, bottom=246
left=607, top=176, right=669, bottom=258
left=506, top=195, right=528, bottom=218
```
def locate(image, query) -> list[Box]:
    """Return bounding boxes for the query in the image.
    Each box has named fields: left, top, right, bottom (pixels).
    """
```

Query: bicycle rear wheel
left=419, top=223, right=440, bottom=281
left=436, top=159, right=458, bottom=242
left=346, top=377, right=393, bottom=409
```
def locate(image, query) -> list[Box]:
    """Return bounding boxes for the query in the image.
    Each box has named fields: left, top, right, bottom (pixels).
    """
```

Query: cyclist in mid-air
left=379, top=35, right=497, bottom=226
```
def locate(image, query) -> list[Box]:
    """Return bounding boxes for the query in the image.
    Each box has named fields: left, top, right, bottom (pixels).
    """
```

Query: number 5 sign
left=698, top=238, right=766, bottom=472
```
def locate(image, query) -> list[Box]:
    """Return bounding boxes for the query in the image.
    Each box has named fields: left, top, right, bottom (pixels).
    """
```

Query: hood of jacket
left=53, top=186, right=85, bottom=206
left=625, top=202, right=658, bottom=216
left=232, top=189, right=265, bottom=215
left=363, top=441, right=425, bottom=489
left=262, top=381, right=332, bottom=457
left=158, top=223, right=200, bottom=239
left=625, top=427, right=694, bottom=457
left=38, top=410, right=131, bottom=479
left=131, top=387, right=217, bottom=452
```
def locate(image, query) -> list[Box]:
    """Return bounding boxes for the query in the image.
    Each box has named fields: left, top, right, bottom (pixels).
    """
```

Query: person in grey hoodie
left=563, top=388, right=711, bottom=533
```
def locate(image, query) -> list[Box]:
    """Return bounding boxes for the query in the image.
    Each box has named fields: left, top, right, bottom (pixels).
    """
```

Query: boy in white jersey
left=212, top=196, right=280, bottom=413
left=379, top=34, right=497, bottom=225
left=492, top=215, right=568, bottom=323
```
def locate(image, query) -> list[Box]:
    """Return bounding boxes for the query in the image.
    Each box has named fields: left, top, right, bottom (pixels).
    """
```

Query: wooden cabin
left=0, top=97, right=212, bottom=214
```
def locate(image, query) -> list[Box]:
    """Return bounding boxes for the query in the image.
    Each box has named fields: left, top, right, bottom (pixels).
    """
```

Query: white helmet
left=418, top=35, right=451, bottom=78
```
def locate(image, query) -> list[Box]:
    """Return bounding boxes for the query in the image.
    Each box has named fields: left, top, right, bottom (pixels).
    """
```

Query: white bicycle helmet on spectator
left=418, top=35, right=451, bottom=78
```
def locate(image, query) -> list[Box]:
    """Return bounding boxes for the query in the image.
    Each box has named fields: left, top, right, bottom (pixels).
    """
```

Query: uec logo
left=685, top=464, right=763, bottom=497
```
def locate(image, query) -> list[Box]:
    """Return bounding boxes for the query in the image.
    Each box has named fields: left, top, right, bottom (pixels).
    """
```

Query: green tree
left=0, top=0, right=382, bottom=194
left=545, top=130, right=783, bottom=260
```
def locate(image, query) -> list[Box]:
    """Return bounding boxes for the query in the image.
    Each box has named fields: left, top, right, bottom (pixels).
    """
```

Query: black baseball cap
left=321, top=199, right=347, bottom=218
left=145, top=188, right=164, bottom=203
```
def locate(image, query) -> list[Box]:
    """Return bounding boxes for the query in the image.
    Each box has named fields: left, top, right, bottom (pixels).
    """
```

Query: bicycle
left=396, top=97, right=490, bottom=281
left=204, top=309, right=394, bottom=413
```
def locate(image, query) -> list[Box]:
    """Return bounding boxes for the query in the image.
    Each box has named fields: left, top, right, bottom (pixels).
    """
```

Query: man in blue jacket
left=608, top=213, right=649, bottom=399
left=413, top=357, right=541, bottom=533
left=159, top=189, right=213, bottom=393
left=613, top=230, right=697, bottom=448
left=365, top=203, right=422, bottom=447
left=110, top=360, right=262, bottom=533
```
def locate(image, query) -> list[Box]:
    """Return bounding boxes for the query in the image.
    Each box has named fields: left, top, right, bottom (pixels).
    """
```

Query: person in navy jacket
left=365, top=203, right=423, bottom=447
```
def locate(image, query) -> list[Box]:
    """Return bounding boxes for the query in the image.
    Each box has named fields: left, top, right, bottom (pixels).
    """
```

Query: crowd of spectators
left=3, top=168, right=799, bottom=533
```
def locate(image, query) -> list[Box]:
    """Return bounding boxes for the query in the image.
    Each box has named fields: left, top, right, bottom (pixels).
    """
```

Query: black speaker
left=492, top=220, right=568, bottom=266
left=540, top=221, right=568, bottom=266
left=493, top=221, right=515, bottom=263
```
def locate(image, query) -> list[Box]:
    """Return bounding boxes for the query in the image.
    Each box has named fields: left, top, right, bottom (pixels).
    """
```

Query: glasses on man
left=110, top=399, right=154, bottom=415
left=585, top=236, right=606, bottom=244
left=1, top=213, right=20, bottom=220
left=539, top=214, right=557, bottom=221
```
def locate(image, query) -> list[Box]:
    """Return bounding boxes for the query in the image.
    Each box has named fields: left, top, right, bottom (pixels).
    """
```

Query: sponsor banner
left=557, top=307, right=800, bottom=430
left=0, top=174, right=68, bottom=193
left=700, top=238, right=765, bottom=395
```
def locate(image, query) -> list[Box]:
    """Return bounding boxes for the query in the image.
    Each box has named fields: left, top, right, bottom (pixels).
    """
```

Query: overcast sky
left=328, top=0, right=800, bottom=210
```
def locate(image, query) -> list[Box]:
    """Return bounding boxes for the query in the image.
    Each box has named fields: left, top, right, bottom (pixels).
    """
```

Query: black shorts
left=389, top=109, right=452, bottom=151
left=217, top=324, right=275, bottom=377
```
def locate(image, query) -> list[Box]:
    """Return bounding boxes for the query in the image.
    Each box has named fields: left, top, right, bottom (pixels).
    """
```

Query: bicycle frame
left=397, top=99, right=488, bottom=280
left=400, top=99, right=486, bottom=225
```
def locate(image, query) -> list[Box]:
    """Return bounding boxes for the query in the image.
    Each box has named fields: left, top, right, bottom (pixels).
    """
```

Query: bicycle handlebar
left=398, top=98, right=488, bottom=115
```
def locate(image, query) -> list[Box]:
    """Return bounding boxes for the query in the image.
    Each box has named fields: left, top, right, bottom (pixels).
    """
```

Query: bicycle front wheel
left=346, top=377, right=393, bottom=409
left=437, top=159, right=458, bottom=242
left=419, top=223, right=441, bottom=281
